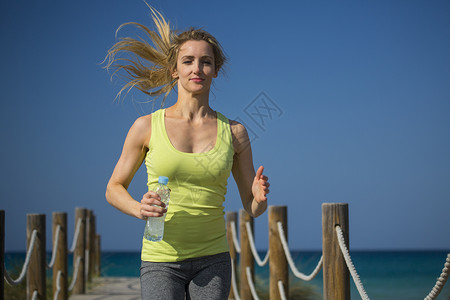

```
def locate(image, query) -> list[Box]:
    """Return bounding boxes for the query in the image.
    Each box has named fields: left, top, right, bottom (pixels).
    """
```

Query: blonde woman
left=105, top=6, right=269, bottom=299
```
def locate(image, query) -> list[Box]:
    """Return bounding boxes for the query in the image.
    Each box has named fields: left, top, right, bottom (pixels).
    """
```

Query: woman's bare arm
left=105, top=115, right=166, bottom=220
left=231, top=121, right=270, bottom=218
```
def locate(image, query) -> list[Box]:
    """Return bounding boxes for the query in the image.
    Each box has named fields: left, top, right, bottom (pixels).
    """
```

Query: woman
left=105, top=6, right=270, bottom=299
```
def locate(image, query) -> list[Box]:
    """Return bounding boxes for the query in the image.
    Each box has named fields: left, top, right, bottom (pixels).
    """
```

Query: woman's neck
left=169, top=90, right=215, bottom=121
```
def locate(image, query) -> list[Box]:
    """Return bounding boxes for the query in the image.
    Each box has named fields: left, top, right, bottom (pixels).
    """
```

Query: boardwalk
left=69, top=277, right=141, bottom=300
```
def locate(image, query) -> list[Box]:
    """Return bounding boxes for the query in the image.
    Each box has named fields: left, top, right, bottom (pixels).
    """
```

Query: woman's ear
left=172, top=69, right=178, bottom=79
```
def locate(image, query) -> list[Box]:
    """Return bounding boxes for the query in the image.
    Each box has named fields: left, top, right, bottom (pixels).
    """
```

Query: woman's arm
left=231, top=121, right=270, bottom=218
left=105, top=115, right=166, bottom=220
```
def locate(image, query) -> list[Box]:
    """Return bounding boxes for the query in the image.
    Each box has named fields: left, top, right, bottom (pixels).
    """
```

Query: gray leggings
left=140, top=252, right=231, bottom=300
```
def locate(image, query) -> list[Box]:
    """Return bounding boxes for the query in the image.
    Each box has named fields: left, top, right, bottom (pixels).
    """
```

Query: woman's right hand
left=140, top=191, right=167, bottom=219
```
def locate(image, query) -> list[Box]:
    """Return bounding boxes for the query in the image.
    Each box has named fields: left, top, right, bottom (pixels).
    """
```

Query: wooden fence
left=226, top=203, right=350, bottom=300
left=1, top=208, right=101, bottom=300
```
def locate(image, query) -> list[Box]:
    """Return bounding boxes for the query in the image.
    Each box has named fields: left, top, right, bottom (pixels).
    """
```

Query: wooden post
left=86, top=210, right=95, bottom=282
left=269, top=206, right=288, bottom=300
left=95, top=234, right=101, bottom=276
left=73, top=208, right=86, bottom=294
left=1, top=210, right=4, bottom=300
left=322, top=203, right=350, bottom=300
left=239, top=209, right=253, bottom=300
left=226, top=211, right=238, bottom=300
left=53, top=212, right=68, bottom=300
left=27, top=214, right=46, bottom=300
left=89, top=213, right=96, bottom=279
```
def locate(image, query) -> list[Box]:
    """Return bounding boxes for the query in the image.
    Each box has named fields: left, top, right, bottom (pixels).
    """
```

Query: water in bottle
left=144, top=176, right=170, bottom=242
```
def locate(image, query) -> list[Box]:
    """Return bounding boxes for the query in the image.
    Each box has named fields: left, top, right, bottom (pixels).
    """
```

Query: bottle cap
left=158, top=176, right=169, bottom=185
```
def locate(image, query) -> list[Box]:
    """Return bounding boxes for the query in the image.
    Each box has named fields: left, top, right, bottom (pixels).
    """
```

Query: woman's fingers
left=142, top=191, right=160, bottom=201
left=259, top=175, right=270, bottom=193
left=255, top=165, right=264, bottom=179
left=140, top=192, right=167, bottom=218
left=142, top=192, right=166, bottom=206
left=253, top=165, right=270, bottom=202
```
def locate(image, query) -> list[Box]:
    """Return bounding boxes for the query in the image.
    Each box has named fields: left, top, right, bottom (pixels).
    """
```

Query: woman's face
left=172, top=40, right=217, bottom=96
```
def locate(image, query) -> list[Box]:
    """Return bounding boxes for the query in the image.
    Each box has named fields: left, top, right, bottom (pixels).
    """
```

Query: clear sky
left=1, top=0, right=449, bottom=251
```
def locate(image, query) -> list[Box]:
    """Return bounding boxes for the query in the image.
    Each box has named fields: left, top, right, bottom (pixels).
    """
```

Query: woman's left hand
left=252, top=166, right=270, bottom=203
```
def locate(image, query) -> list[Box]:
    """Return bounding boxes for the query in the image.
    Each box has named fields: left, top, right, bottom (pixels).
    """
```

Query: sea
left=4, top=250, right=449, bottom=300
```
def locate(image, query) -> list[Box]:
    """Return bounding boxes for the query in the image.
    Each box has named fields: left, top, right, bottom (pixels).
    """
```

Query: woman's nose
left=193, top=61, right=202, bottom=73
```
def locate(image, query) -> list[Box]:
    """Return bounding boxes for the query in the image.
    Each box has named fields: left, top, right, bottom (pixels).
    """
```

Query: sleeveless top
left=141, top=109, right=234, bottom=262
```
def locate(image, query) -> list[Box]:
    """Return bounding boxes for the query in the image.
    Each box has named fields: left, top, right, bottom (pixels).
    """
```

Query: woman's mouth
left=190, top=78, right=204, bottom=83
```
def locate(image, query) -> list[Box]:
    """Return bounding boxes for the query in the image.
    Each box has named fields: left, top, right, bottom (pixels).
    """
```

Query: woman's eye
left=182, top=60, right=192, bottom=64
left=202, top=61, right=212, bottom=65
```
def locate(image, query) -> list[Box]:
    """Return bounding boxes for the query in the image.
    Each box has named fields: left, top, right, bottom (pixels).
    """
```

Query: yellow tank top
left=141, top=109, right=234, bottom=262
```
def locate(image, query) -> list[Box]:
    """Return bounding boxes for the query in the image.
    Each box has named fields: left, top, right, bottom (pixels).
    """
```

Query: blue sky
left=1, top=0, right=449, bottom=251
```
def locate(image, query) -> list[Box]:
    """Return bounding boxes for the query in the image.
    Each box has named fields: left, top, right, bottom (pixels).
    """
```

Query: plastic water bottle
left=143, top=176, right=170, bottom=242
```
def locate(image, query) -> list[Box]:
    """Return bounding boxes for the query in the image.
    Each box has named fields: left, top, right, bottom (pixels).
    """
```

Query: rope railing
left=424, top=253, right=450, bottom=300
left=227, top=208, right=324, bottom=300
left=69, top=217, right=82, bottom=254
left=31, top=290, right=39, bottom=300
left=245, top=222, right=269, bottom=266
left=2, top=209, right=100, bottom=300
left=246, top=266, right=260, bottom=300
left=68, top=255, right=82, bottom=292
left=53, top=270, right=62, bottom=300
left=336, top=225, right=370, bottom=300
left=3, top=229, right=38, bottom=286
left=47, top=224, right=61, bottom=269
left=336, top=224, right=450, bottom=300
left=277, top=280, right=287, bottom=300
left=230, top=221, right=241, bottom=254
left=230, top=258, right=240, bottom=300
left=226, top=205, right=449, bottom=300
left=277, top=221, right=323, bottom=281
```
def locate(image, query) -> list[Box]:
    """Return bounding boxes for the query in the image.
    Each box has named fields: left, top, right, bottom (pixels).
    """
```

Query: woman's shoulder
left=227, top=118, right=250, bottom=154
left=132, top=114, right=152, bottom=130
left=132, top=108, right=164, bottom=129
left=126, top=113, right=154, bottom=149
left=228, top=118, right=247, bottom=136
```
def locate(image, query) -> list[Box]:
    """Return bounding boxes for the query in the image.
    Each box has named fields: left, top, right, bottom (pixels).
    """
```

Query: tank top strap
left=149, top=109, right=165, bottom=150
left=216, top=111, right=232, bottom=151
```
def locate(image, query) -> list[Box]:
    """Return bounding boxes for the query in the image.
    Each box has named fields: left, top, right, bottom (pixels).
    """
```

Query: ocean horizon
left=5, top=250, right=450, bottom=299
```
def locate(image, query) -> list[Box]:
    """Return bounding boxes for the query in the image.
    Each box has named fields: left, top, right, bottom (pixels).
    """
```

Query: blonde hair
left=104, top=5, right=227, bottom=104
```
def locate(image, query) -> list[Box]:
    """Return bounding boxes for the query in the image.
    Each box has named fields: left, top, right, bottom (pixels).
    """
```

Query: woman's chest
left=165, top=118, right=218, bottom=154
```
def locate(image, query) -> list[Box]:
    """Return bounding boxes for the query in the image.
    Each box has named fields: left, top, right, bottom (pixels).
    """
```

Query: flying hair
left=104, top=3, right=227, bottom=106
